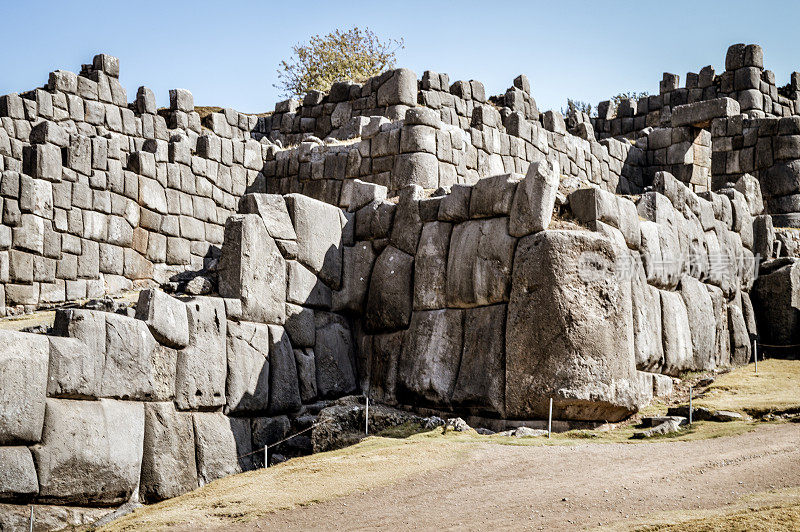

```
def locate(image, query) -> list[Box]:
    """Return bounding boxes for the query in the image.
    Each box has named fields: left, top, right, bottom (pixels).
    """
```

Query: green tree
left=276, top=27, right=404, bottom=98
left=611, top=91, right=649, bottom=107
left=562, top=98, right=593, bottom=117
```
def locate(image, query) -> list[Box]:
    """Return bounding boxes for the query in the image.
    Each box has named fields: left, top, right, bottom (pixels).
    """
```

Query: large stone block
left=396, top=309, right=463, bottom=406
left=392, top=152, right=438, bottom=190
left=294, top=348, right=318, bottom=403
left=451, top=304, right=506, bottom=415
left=333, top=242, right=375, bottom=312
left=377, top=68, right=417, bottom=107
left=751, top=261, right=800, bottom=346
left=284, top=194, right=343, bottom=290
left=314, top=312, right=357, bottom=398
left=32, top=399, right=144, bottom=506
left=413, top=221, right=452, bottom=310
left=0, top=447, right=38, bottom=501
left=284, top=303, right=315, bottom=347
left=728, top=304, right=752, bottom=365
left=469, top=173, right=521, bottom=218
left=446, top=217, right=516, bottom=308
left=630, top=257, right=663, bottom=372
left=679, top=276, right=716, bottom=370
left=0, top=330, right=49, bottom=444
left=175, top=297, right=227, bottom=410
left=47, top=336, right=102, bottom=399
left=102, top=313, right=176, bottom=400
left=218, top=214, right=286, bottom=324
left=671, top=97, right=740, bottom=127
left=509, top=160, right=560, bottom=237
left=569, top=186, right=619, bottom=228
left=506, top=230, right=643, bottom=421
left=268, top=324, right=302, bottom=414
left=239, top=193, right=297, bottom=240
left=364, top=245, right=414, bottom=332
left=135, top=289, right=189, bottom=349
left=389, top=185, right=423, bottom=255
left=226, top=321, right=271, bottom=413
left=660, top=290, right=693, bottom=376
left=706, top=284, right=731, bottom=367
left=287, top=260, right=331, bottom=309
left=192, top=412, right=252, bottom=486
left=140, top=402, right=197, bottom=503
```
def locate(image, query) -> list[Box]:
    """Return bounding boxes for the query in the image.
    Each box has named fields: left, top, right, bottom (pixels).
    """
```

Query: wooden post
left=365, top=396, right=369, bottom=435
left=689, top=386, right=693, bottom=426
left=548, top=398, right=553, bottom=439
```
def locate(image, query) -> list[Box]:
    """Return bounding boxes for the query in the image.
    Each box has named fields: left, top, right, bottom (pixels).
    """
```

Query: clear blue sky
left=2, top=0, right=799, bottom=114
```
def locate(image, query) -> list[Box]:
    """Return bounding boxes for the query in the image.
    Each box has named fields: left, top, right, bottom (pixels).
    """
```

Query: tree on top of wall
left=276, top=27, right=405, bottom=99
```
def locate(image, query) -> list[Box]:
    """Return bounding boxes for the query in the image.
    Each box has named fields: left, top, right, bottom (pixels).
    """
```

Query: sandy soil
left=224, top=423, right=800, bottom=531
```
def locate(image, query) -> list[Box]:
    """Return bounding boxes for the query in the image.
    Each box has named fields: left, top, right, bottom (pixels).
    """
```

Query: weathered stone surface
left=47, top=331, right=100, bottom=399
left=287, top=260, right=331, bottom=309
left=396, top=309, right=463, bottom=406
left=218, top=214, right=286, bottom=324
left=389, top=185, right=423, bottom=255
left=751, top=261, right=800, bottom=346
left=284, top=193, right=343, bottom=290
left=0, top=330, right=49, bottom=444
left=334, top=242, right=375, bottom=312
left=451, top=304, right=506, bottom=415
left=135, top=289, right=189, bottom=349
left=377, top=68, right=417, bottom=107
left=569, top=187, right=619, bottom=228
left=284, top=303, right=315, bottom=347
left=32, top=399, right=144, bottom=506
left=102, top=313, right=176, bottom=400
left=679, top=275, right=716, bottom=370
left=239, top=193, right=297, bottom=240
left=365, top=245, right=414, bottom=332
left=365, top=331, right=404, bottom=405
left=392, top=152, right=438, bottom=190
left=446, top=217, right=516, bottom=308
left=268, top=324, right=302, bottom=414
left=140, top=402, right=197, bottom=503
left=0, top=447, right=38, bottom=501
left=660, top=290, right=693, bottom=376
left=509, top=160, right=560, bottom=237
left=413, top=221, right=452, bottom=310
left=630, top=257, right=663, bottom=372
left=226, top=321, right=271, bottom=413
left=469, top=173, right=520, bottom=218
left=438, top=184, right=471, bottom=222
left=315, top=312, right=357, bottom=398
left=294, top=348, right=317, bottom=403
left=671, top=97, right=740, bottom=127
left=176, top=297, right=227, bottom=410
left=192, top=413, right=252, bottom=486
left=506, top=230, right=643, bottom=421
left=728, top=304, right=752, bottom=365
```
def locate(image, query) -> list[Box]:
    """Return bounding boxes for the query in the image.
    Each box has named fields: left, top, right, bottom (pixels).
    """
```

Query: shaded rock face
left=751, top=260, right=800, bottom=346
left=506, top=230, right=643, bottom=422
left=140, top=402, right=197, bottom=503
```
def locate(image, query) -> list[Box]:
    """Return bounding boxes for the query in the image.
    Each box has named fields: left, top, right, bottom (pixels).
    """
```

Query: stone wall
left=0, top=190, right=359, bottom=523
left=593, top=43, right=800, bottom=140
left=0, top=54, right=271, bottom=313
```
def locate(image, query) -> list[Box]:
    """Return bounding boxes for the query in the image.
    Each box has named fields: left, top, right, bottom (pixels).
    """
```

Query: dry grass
left=101, top=436, right=469, bottom=531
left=694, top=359, right=800, bottom=417
left=619, top=486, right=800, bottom=531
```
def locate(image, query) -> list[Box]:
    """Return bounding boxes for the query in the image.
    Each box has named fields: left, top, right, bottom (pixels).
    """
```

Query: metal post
left=365, top=396, right=369, bottom=435
left=754, top=339, right=758, bottom=374
left=29, top=506, right=33, bottom=532
left=264, top=446, right=268, bottom=468
left=548, top=398, right=553, bottom=439
left=689, top=386, right=693, bottom=426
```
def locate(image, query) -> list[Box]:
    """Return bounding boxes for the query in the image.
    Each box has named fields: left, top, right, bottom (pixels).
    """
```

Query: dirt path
left=225, top=423, right=800, bottom=531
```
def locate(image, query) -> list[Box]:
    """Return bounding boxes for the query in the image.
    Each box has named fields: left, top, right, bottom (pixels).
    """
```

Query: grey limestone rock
left=0, top=330, right=49, bottom=444
left=140, top=402, right=197, bottom=503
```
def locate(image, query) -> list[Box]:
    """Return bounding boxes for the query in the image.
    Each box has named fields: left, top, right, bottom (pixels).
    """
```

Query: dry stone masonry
left=1, top=44, right=800, bottom=528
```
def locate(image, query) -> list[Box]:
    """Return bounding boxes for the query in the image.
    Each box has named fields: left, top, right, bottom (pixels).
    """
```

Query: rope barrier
left=757, top=342, right=800, bottom=348
left=237, top=422, right=319, bottom=459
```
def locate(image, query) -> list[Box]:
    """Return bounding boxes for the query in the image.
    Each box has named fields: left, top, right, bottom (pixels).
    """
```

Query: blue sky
left=2, top=1, right=799, bottom=114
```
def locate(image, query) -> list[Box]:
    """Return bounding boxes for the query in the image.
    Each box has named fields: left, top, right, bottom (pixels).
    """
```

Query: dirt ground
left=220, top=423, right=800, bottom=531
